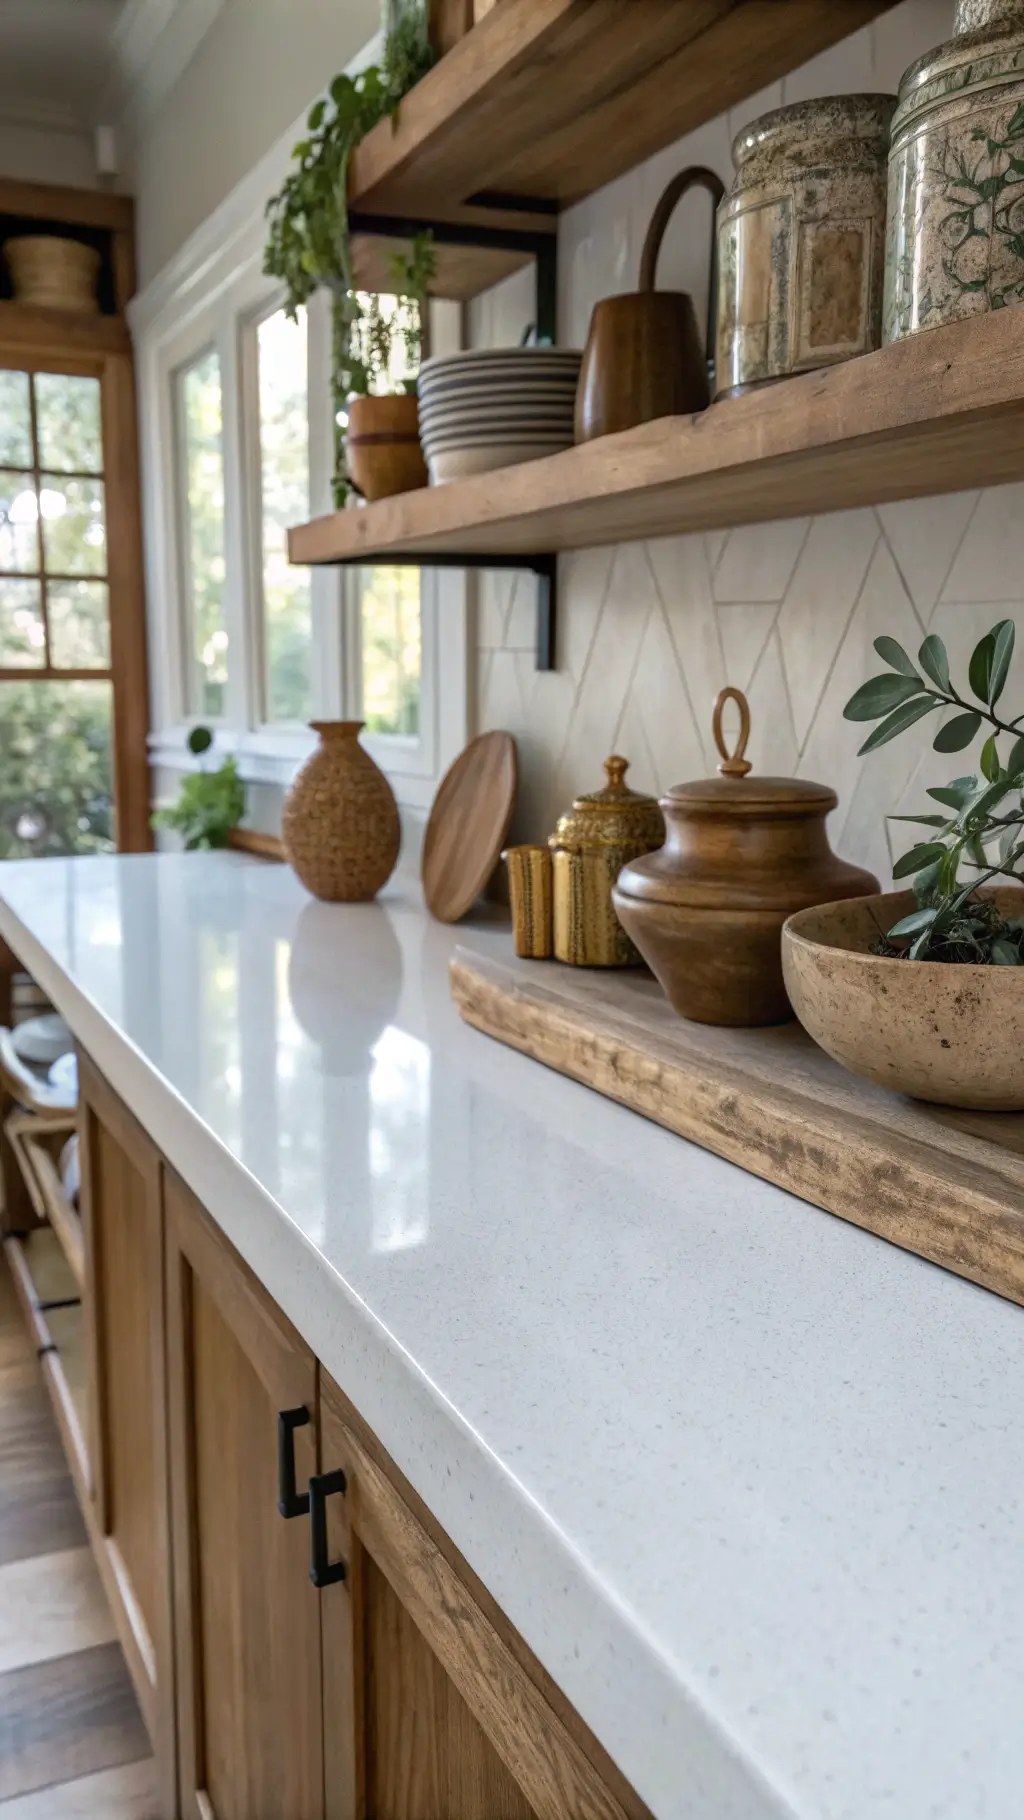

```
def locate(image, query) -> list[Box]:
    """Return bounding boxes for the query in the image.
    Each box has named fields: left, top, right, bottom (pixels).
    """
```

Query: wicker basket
left=5, top=236, right=101, bottom=315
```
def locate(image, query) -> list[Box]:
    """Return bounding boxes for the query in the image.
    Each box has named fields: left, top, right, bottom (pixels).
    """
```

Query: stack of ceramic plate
left=418, top=347, right=582, bottom=483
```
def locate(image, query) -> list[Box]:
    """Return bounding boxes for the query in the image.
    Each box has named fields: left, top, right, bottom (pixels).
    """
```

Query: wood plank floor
left=0, top=1257, right=158, bottom=1816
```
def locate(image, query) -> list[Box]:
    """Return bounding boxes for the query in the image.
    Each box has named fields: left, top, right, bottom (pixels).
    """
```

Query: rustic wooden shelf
left=289, top=307, right=1024, bottom=568
left=349, top=0, right=895, bottom=296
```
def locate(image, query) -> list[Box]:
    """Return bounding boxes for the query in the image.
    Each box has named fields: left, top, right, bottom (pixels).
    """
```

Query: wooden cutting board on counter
left=450, top=947, right=1024, bottom=1309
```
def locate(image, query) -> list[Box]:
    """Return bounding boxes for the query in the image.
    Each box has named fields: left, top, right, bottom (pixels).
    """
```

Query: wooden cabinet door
left=165, top=1168, right=323, bottom=1820
left=79, top=1052, right=175, bottom=1811
left=318, top=1374, right=644, bottom=1820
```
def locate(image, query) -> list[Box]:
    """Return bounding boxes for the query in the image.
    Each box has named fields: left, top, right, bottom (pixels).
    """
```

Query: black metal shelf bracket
left=325, top=551, right=557, bottom=672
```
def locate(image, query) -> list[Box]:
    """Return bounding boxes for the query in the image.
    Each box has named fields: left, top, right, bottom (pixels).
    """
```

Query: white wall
left=0, top=118, right=99, bottom=188
left=126, top=0, right=379, bottom=286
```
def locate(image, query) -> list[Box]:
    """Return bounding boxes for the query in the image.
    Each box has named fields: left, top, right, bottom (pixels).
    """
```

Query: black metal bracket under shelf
left=327, top=551, right=557, bottom=671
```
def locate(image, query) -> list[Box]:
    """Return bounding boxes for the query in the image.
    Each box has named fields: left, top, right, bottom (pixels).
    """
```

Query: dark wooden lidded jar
left=612, top=688, right=879, bottom=1026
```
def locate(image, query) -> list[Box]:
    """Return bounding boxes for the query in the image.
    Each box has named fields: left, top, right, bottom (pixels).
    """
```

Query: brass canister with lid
left=549, top=757, right=665, bottom=966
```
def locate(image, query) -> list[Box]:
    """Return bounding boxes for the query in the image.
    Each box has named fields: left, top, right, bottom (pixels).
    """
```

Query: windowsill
left=148, top=725, right=315, bottom=786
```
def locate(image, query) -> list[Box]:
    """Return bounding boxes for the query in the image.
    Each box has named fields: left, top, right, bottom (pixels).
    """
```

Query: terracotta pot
left=5, top=236, right=101, bottom=314
left=783, top=888, right=1024, bottom=1108
left=346, top=394, right=427, bottom=502
left=716, top=94, right=895, bottom=397
left=612, top=688, right=878, bottom=1025
left=575, top=166, right=724, bottom=443
left=282, top=721, right=400, bottom=902
left=884, top=0, right=1024, bottom=341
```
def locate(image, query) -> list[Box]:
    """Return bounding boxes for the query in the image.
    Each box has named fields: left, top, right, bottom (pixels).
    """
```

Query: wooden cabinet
left=78, top=1053, right=175, bottom=1812
left=71, top=1056, right=646, bottom=1820
left=164, top=1169, right=324, bottom=1820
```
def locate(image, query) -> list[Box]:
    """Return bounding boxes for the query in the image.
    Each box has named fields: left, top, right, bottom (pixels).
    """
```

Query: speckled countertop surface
left=1, top=851, right=1022, bottom=1820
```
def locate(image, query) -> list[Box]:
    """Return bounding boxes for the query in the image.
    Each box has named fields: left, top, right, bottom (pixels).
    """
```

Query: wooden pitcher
left=575, top=166, right=725, bottom=443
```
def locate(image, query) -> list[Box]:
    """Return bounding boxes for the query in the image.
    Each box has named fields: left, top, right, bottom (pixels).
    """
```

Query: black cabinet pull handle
left=309, top=1469, right=348, bottom=1587
left=277, top=1407, right=310, bottom=1518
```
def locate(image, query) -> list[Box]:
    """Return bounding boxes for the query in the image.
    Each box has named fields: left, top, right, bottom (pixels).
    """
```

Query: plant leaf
left=969, top=630, right=995, bottom=703
left=873, top=635, right=920, bottom=679
left=843, top=674, right=929, bottom=722
left=991, top=939, right=1022, bottom=965
left=892, top=841, right=948, bottom=879
left=980, top=733, right=1001, bottom=781
left=888, top=906, right=939, bottom=938
left=928, top=775, right=978, bottom=809
left=918, top=634, right=950, bottom=692
left=989, top=618, right=1016, bottom=705
left=909, top=930, right=934, bottom=960
left=888, top=813, right=950, bottom=827
left=913, top=858, right=945, bottom=905
left=1007, top=734, right=1024, bottom=779
left=857, top=696, right=940, bottom=754
left=934, top=709, right=983, bottom=752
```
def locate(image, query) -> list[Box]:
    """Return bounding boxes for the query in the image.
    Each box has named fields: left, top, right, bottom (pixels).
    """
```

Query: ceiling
left=0, top=0, right=131, bottom=127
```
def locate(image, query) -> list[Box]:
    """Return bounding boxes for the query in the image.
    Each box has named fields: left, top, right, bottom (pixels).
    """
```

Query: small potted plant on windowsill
left=263, top=2, right=437, bottom=505
left=782, top=620, right=1024, bottom=1109
left=153, top=727, right=246, bottom=851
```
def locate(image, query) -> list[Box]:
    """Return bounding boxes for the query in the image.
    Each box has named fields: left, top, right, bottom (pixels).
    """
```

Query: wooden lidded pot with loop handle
left=575, top=166, right=725, bottom=443
left=612, top=688, right=879, bottom=1026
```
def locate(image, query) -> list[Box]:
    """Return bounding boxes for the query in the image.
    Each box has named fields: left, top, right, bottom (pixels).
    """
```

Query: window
left=0, top=366, right=114, bottom=858
left=359, top=566, right=421, bottom=737
left=178, top=349, right=227, bottom=719
left=256, top=307, right=311, bottom=724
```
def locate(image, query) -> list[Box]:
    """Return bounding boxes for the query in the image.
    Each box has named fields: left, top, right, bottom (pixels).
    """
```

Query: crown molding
left=101, top=0, right=227, bottom=134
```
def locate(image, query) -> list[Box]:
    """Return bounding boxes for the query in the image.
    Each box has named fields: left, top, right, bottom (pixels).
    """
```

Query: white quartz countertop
left=1, top=852, right=1022, bottom=1820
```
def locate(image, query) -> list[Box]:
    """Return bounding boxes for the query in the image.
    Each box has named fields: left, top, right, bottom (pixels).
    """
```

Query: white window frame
left=131, top=42, right=468, bottom=814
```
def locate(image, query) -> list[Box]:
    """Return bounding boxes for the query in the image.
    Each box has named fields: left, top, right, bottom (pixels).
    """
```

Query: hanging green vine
left=263, top=5, right=435, bottom=502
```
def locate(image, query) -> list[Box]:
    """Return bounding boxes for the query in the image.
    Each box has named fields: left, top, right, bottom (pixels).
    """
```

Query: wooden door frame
left=0, top=180, right=150, bottom=852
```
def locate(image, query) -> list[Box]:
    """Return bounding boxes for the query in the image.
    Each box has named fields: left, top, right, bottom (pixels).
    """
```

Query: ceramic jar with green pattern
left=884, top=0, right=1024, bottom=341
left=716, top=94, right=896, bottom=397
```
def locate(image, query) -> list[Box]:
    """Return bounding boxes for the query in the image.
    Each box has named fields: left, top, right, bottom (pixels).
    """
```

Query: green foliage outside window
left=0, top=681, right=113, bottom=857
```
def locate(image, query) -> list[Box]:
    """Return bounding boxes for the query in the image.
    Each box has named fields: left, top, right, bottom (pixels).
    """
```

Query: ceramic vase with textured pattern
left=716, top=94, right=896, bottom=397
left=283, top=721, right=400, bottom=902
left=884, top=0, right=1024, bottom=342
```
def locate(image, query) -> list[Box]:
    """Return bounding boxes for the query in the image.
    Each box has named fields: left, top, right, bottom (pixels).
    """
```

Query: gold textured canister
left=548, top=757, right=665, bottom=967
left=503, top=845, right=554, bottom=958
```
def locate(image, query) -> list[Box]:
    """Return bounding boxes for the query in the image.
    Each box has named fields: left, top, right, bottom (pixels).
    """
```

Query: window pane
left=0, top=472, right=40, bottom=572
left=34, top=374, right=103, bottom=474
left=0, top=578, right=44, bottom=666
left=361, top=567, right=421, bottom=737
left=0, top=372, right=32, bottom=467
left=258, top=308, right=311, bottom=723
left=179, top=350, right=227, bottom=719
left=0, top=679, right=113, bottom=856
left=40, top=475, right=106, bottom=576
left=48, top=579, right=110, bottom=669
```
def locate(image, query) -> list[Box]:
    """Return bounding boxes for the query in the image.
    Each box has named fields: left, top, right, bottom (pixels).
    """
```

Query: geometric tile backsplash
left=472, top=0, right=1023, bottom=888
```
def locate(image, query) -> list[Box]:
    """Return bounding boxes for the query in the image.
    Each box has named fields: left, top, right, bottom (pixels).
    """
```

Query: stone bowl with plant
left=263, top=2, right=437, bottom=504
left=782, top=618, right=1024, bottom=1108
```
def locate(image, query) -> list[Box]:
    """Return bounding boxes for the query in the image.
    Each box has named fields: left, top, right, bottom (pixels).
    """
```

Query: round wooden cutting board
left=422, top=731, right=518, bottom=924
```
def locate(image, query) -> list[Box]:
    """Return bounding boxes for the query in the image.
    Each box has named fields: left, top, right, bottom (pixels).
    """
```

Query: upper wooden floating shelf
left=289, top=308, right=1024, bottom=567
left=348, top=0, right=895, bottom=296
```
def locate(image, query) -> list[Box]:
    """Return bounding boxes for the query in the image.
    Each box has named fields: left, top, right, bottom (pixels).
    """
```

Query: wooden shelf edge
left=289, top=310, right=1024, bottom=566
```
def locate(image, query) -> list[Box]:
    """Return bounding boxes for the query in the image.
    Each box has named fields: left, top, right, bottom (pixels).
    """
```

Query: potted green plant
left=263, top=4, right=436, bottom=504
left=781, top=619, right=1024, bottom=1108
left=343, top=235, right=436, bottom=502
left=153, top=728, right=246, bottom=851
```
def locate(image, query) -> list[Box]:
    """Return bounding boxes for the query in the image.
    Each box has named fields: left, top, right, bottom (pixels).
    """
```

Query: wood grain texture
left=0, top=1643, right=150, bottom=1802
left=349, top=0, right=891, bottom=235
left=321, top=1398, right=638, bottom=1820
left=227, top=827, right=285, bottom=862
left=0, top=1546, right=115, bottom=1675
left=0, top=178, right=134, bottom=233
left=100, top=351, right=152, bottom=854
left=164, top=1169, right=323, bottom=1820
left=452, top=949, right=1024, bottom=1307
left=0, top=1757, right=159, bottom=1819
left=422, top=731, right=518, bottom=923
left=289, top=305, right=1024, bottom=567
left=0, top=1364, right=86, bottom=1567
left=0, top=303, right=130, bottom=360
left=7, top=1120, right=84, bottom=1290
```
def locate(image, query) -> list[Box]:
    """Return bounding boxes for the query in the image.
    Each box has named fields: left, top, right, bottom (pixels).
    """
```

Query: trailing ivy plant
left=843, top=619, right=1024, bottom=964
left=152, top=728, right=246, bottom=852
left=263, top=3, right=434, bottom=502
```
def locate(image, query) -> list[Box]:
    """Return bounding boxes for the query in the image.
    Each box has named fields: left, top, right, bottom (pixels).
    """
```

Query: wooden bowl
left=346, top=394, right=427, bottom=502
left=782, top=888, right=1024, bottom=1109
